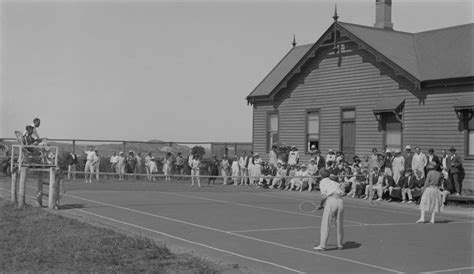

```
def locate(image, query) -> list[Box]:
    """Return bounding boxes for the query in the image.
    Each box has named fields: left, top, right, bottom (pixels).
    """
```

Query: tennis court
left=1, top=178, right=473, bottom=274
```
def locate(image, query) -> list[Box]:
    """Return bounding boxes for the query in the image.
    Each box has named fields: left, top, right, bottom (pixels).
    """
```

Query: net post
left=18, top=166, right=28, bottom=209
left=11, top=169, right=18, bottom=204
left=48, top=167, right=56, bottom=209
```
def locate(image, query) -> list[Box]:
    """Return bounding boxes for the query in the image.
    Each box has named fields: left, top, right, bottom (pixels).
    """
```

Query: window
left=267, top=113, right=278, bottom=152
left=306, top=111, right=320, bottom=152
left=468, top=115, right=474, bottom=156
left=383, top=114, right=402, bottom=152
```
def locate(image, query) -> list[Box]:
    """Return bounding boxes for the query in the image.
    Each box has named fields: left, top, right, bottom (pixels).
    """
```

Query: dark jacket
left=405, top=175, right=417, bottom=189
left=65, top=153, right=78, bottom=165
left=446, top=155, right=462, bottom=174
left=383, top=175, right=395, bottom=188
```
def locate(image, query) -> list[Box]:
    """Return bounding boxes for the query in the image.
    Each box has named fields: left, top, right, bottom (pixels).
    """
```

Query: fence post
left=48, top=167, right=56, bottom=209
left=18, top=166, right=28, bottom=209
left=11, top=170, right=17, bottom=204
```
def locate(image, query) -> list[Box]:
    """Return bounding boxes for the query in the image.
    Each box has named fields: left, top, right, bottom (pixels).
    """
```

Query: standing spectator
left=382, top=150, right=393, bottom=177
left=221, top=155, right=230, bottom=185
left=187, top=153, right=194, bottom=175
left=440, top=150, right=449, bottom=178
left=126, top=151, right=136, bottom=179
left=93, top=149, right=100, bottom=181
left=368, top=148, right=379, bottom=171
left=391, top=150, right=405, bottom=184
left=84, top=146, right=96, bottom=183
left=163, top=152, right=172, bottom=182
left=325, top=149, right=336, bottom=168
left=427, top=148, right=440, bottom=171
left=288, top=146, right=299, bottom=166
left=66, top=151, right=78, bottom=180
left=412, top=147, right=428, bottom=178
left=417, top=162, right=442, bottom=224
left=247, top=152, right=255, bottom=185
left=446, top=147, right=463, bottom=196
left=175, top=152, right=185, bottom=180
left=145, top=152, right=152, bottom=180
left=269, top=145, right=278, bottom=167
left=231, top=155, right=240, bottom=185
left=135, top=152, right=143, bottom=179
left=149, top=157, right=158, bottom=181
left=190, top=154, right=201, bottom=187
left=253, top=153, right=263, bottom=185
left=239, top=151, right=248, bottom=185
left=404, top=145, right=414, bottom=172
left=314, top=150, right=325, bottom=172
left=110, top=152, right=119, bottom=179
left=208, top=155, right=219, bottom=184
left=117, top=152, right=125, bottom=181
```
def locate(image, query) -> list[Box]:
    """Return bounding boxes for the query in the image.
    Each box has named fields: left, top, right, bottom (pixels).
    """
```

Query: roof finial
left=292, top=34, right=297, bottom=48
left=333, top=3, right=339, bottom=22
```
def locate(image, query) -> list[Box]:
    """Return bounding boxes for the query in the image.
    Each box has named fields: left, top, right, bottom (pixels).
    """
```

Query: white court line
left=0, top=187, right=304, bottom=274
left=74, top=209, right=304, bottom=274
left=228, top=221, right=474, bottom=233
left=422, top=266, right=474, bottom=273
left=259, top=192, right=474, bottom=222
left=58, top=192, right=400, bottom=273
left=155, top=191, right=367, bottom=225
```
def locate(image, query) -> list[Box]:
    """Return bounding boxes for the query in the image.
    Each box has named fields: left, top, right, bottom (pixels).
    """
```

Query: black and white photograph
left=0, top=0, right=473, bottom=273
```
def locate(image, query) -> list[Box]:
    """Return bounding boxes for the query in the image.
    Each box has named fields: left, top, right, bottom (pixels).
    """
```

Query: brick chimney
left=374, top=0, right=393, bottom=30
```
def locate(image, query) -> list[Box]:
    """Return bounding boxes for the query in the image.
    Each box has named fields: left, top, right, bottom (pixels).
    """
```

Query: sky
left=0, top=0, right=472, bottom=142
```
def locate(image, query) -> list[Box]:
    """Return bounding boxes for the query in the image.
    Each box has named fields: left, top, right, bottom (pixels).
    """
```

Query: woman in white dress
left=417, top=162, right=442, bottom=224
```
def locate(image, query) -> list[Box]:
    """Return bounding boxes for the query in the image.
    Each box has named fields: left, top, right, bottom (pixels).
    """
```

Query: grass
left=0, top=199, right=227, bottom=273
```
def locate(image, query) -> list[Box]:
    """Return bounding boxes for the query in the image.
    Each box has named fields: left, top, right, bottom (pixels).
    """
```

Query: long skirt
left=419, top=186, right=442, bottom=213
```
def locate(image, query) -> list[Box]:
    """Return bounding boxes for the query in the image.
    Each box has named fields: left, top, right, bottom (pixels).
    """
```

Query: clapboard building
left=246, top=0, right=474, bottom=192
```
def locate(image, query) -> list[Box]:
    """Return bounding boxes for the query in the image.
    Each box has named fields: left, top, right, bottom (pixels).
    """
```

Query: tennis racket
left=298, top=201, right=323, bottom=213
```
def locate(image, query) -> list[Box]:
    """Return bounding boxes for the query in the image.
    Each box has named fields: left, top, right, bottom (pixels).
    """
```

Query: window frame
left=339, top=106, right=356, bottom=154
left=464, top=110, right=474, bottom=158
left=305, top=108, right=321, bottom=154
left=266, top=111, right=279, bottom=153
left=381, top=112, right=403, bottom=152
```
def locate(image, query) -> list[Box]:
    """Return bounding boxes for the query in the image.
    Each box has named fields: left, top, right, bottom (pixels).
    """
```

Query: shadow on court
left=324, top=241, right=362, bottom=251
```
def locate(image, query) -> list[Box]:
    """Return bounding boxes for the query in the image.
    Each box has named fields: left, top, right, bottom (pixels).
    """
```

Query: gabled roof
left=249, top=43, right=314, bottom=97
left=247, top=22, right=474, bottom=99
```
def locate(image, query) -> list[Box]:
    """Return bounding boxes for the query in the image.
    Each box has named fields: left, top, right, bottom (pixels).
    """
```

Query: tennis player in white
left=314, top=168, right=345, bottom=251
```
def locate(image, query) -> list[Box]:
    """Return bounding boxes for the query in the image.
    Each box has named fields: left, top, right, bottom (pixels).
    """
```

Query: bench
left=446, top=194, right=474, bottom=205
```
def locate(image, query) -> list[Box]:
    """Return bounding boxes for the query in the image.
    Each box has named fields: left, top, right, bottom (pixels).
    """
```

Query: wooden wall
left=251, top=45, right=474, bottom=192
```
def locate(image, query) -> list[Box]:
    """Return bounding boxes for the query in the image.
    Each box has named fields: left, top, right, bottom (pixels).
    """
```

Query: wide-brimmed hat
left=328, top=149, right=334, bottom=154
left=449, top=147, right=456, bottom=152
left=405, top=145, right=411, bottom=150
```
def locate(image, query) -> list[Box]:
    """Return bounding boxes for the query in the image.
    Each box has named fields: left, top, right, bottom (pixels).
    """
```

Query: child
left=231, top=155, right=240, bottom=185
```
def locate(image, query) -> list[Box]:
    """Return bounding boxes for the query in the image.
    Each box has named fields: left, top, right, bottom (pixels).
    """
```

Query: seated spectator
left=270, top=163, right=286, bottom=189
left=410, top=169, right=425, bottom=203
left=364, top=168, right=384, bottom=201
left=22, top=125, right=40, bottom=152
left=388, top=170, right=405, bottom=202
left=261, top=162, right=277, bottom=188
left=288, top=165, right=305, bottom=191
left=284, top=165, right=297, bottom=190
left=440, top=174, right=453, bottom=207
left=346, top=171, right=360, bottom=198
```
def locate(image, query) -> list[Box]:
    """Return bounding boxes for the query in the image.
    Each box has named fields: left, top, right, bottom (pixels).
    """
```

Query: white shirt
left=269, top=150, right=278, bottom=167
left=232, top=160, right=240, bottom=170
left=85, top=150, right=96, bottom=161
left=239, top=156, right=247, bottom=168
left=319, top=178, right=343, bottom=197
left=110, top=155, right=119, bottom=164
left=191, top=159, right=200, bottom=170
